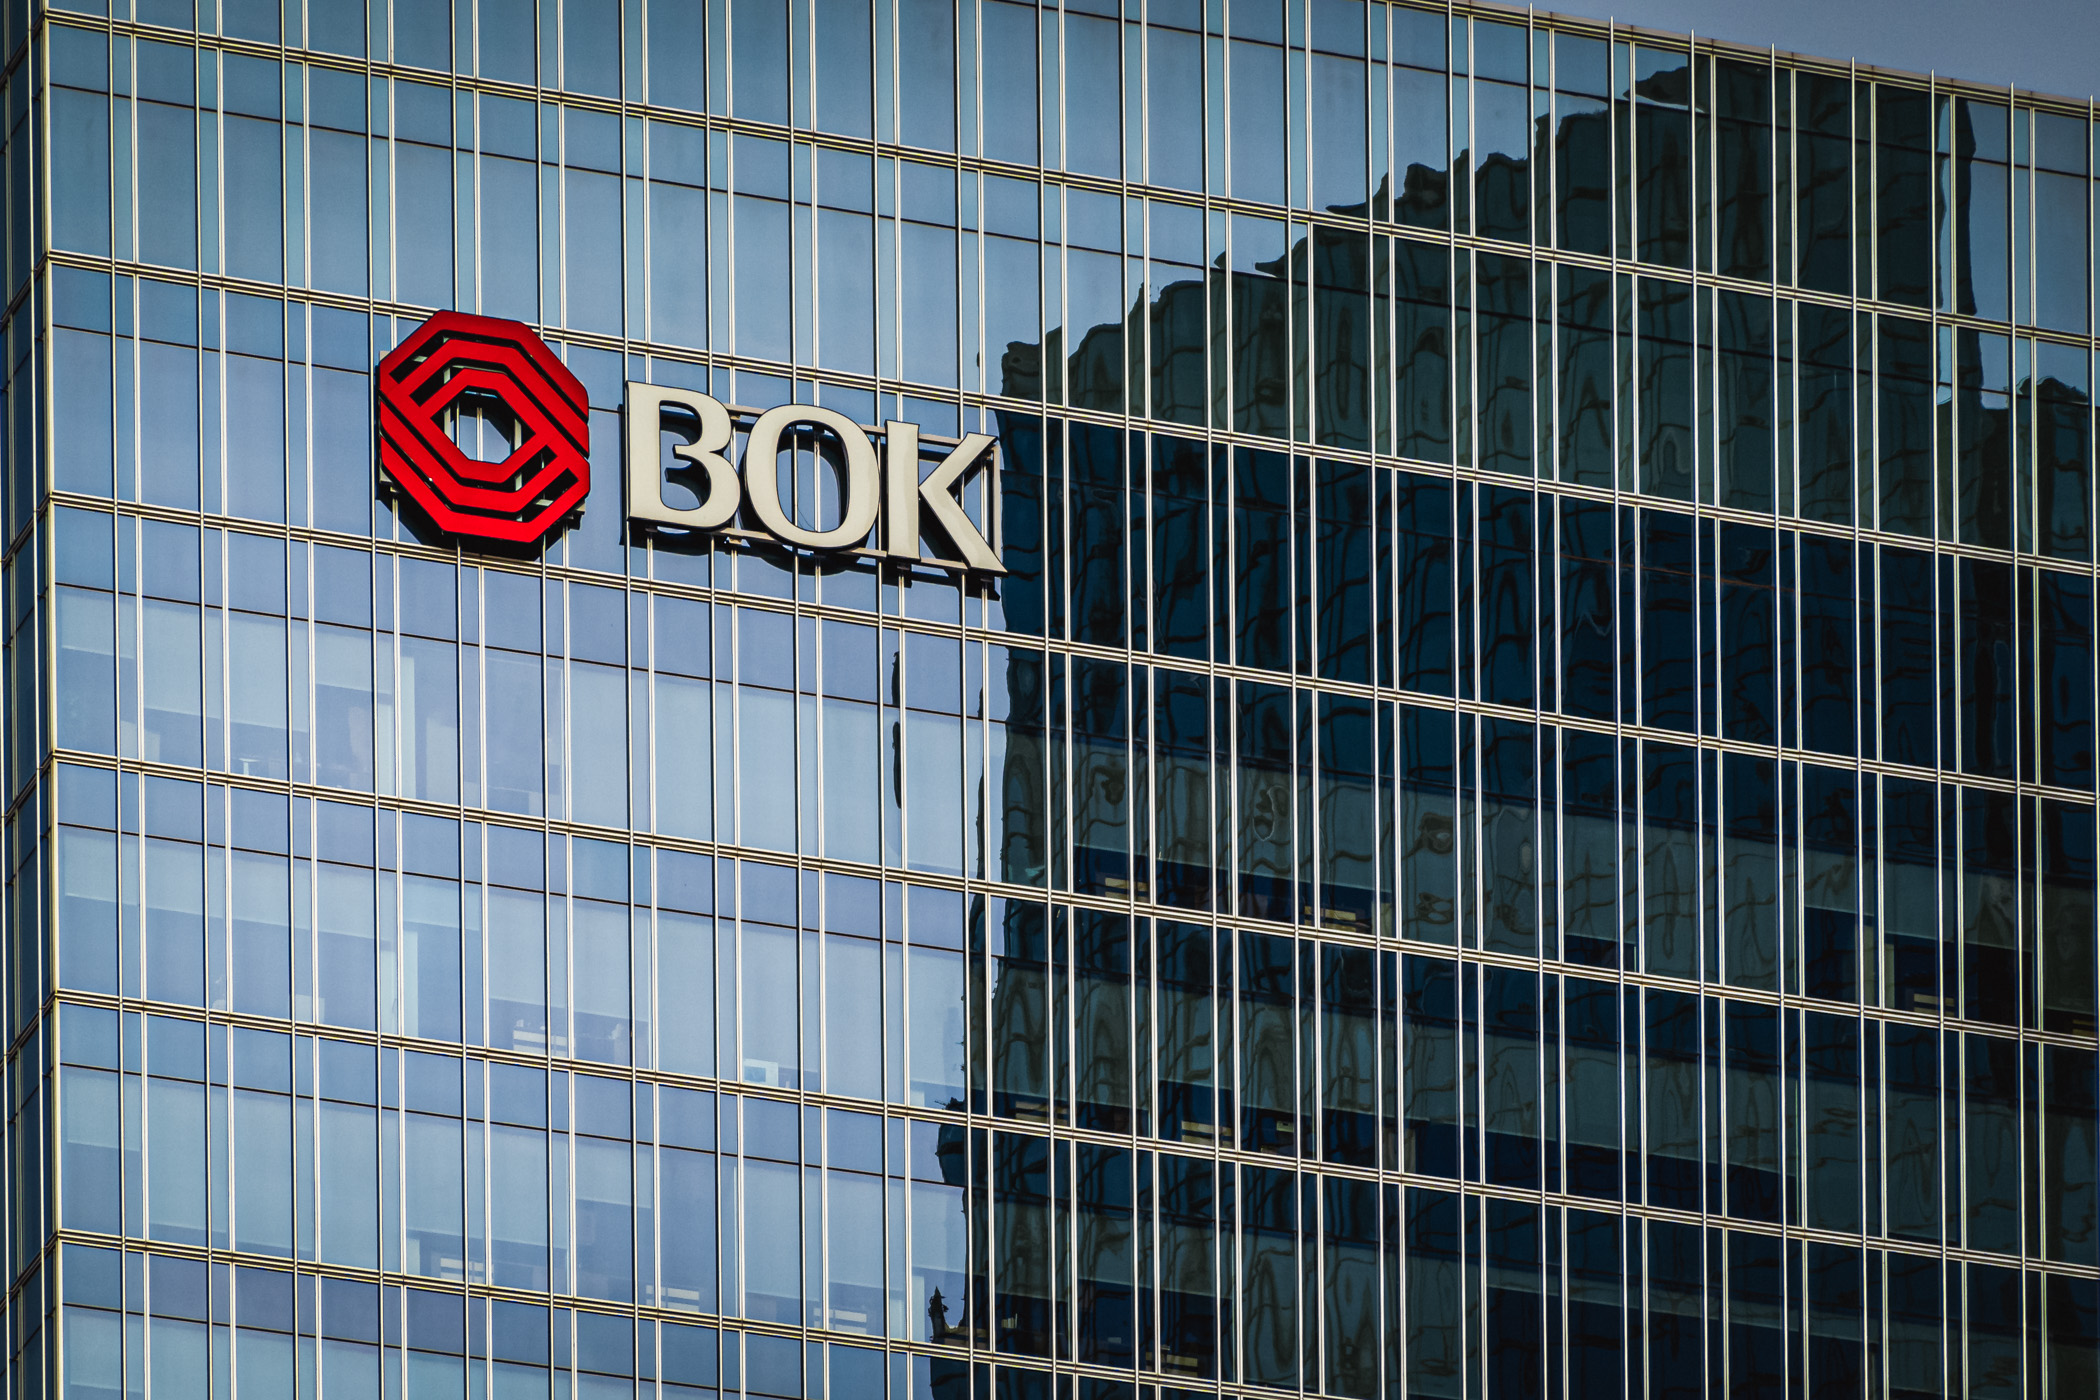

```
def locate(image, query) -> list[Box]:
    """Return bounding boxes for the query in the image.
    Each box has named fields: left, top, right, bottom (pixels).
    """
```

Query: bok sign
left=625, top=385, right=1004, bottom=574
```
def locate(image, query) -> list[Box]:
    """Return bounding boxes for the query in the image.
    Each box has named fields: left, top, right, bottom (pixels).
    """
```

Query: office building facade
left=9, top=0, right=2100, bottom=1395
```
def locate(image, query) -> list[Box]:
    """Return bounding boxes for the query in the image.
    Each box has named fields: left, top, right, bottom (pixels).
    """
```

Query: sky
left=1538, top=0, right=2100, bottom=103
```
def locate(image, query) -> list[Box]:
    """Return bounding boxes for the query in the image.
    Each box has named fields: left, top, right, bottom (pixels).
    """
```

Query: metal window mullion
left=811, top=598, right=828, bottom=862
left=896, top=628, right=911, bottom=871
left=384, top=78, right=399, bottom=310
left=814, top=924, right=831, bottom=1321
left=554, top=112, right=568, bottom=334
left=638, top=89, right=654, bottom=349
left=471, top=94, right=485, bottom=315
left=1054, top=184, right=1069, bottom=410
left=214, top=542, right=230, bottom=784
left=1867, top=70, right=1879, bottom=309
left=2022, top=104, right=2036, bottom=331
left=1056, top=2, right=1070, bottom=181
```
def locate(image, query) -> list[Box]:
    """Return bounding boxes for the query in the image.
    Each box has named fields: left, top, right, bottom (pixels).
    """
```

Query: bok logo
left=376, top=312, right=591, bottom=545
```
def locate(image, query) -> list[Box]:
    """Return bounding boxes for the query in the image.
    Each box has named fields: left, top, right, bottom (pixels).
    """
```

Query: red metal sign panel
left=376, top=311, right=590, bottom=544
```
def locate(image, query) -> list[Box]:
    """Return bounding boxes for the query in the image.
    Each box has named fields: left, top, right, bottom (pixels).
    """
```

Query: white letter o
left=740, top=405, right=881, bottom=550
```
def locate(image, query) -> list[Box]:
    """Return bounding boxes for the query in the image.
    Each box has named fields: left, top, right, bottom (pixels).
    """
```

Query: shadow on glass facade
left=8, top=0, right=2100, bottom=1396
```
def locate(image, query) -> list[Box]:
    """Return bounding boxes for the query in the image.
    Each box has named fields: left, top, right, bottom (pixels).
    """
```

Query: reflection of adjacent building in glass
left=951, top=42, right=2100, bottom=1389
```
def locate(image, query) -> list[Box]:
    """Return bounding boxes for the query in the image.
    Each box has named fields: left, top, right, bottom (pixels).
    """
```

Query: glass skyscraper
left=10, top=0, right=2100, bottom=1396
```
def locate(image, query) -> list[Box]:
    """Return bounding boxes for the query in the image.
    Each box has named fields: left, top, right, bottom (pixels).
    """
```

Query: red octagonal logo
left=376, top=311, right=590, bottom=545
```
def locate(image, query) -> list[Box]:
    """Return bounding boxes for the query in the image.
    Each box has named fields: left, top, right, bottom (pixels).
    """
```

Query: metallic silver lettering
left=886, top=423, right=1003, bottom=573
left=624, top=385, right=1001, bottom=571
left=624, top=382, right=741, bottom=529
left=739, top=404, right=881, bottom=550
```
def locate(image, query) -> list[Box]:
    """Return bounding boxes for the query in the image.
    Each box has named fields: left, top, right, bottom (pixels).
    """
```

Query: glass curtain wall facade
left=6, top=0, right=2100, bottom=1397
